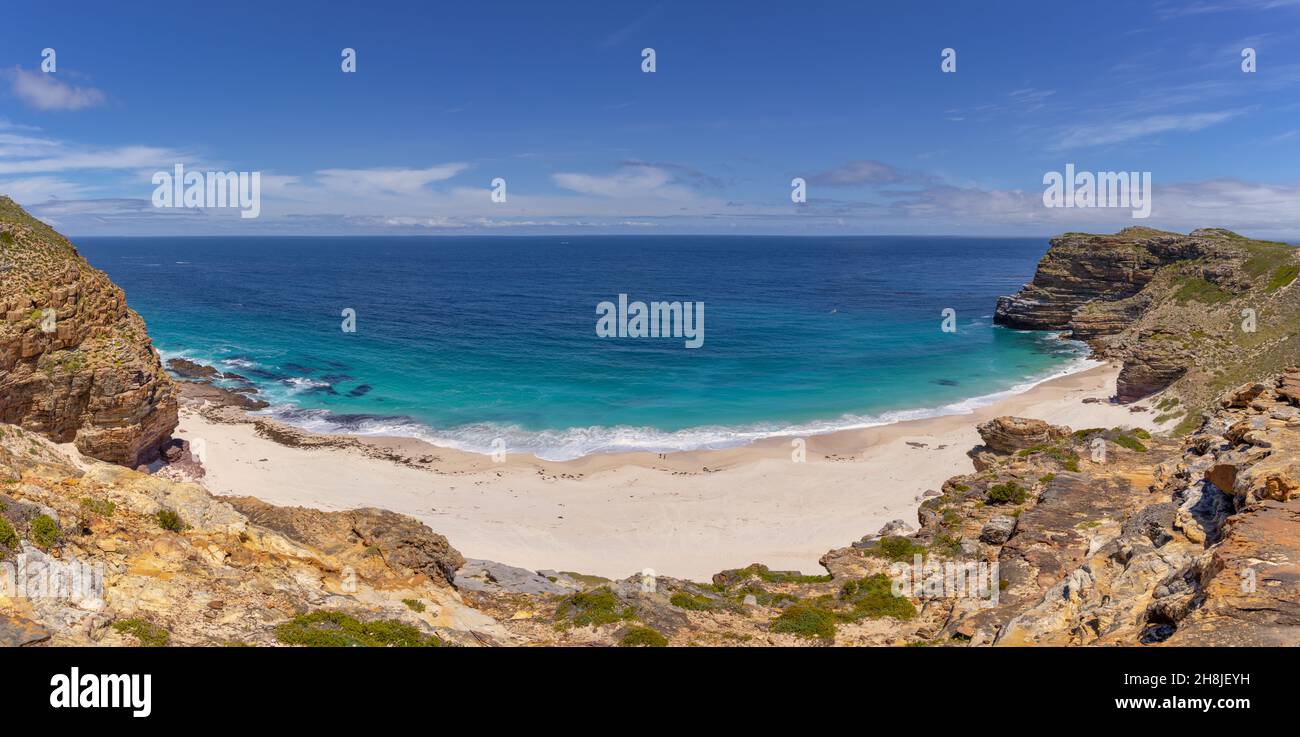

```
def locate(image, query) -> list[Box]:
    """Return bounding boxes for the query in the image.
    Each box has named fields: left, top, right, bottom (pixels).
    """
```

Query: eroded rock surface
left=0, top=197, right=177, bottom=465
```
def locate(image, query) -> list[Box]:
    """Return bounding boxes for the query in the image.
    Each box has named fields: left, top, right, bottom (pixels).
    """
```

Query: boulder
left=976, top=417, right=1067, bottom=454
left=979, top=515, right=1017, bottom=545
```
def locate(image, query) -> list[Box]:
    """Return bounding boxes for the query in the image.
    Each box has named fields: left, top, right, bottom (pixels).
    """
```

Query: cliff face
left=0, top=424, right=492, bottom=647
left=995, top=227, right=1300, bottom=411
left=0, top=197, right=177, bottom=466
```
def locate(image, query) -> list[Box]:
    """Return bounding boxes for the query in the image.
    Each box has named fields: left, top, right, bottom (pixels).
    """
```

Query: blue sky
left=3, top=0, right=1300, bottom=236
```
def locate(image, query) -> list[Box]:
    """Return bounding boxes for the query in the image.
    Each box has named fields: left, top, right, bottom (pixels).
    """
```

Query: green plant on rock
left=112, top=618, right=170, bottom=647
left=727, top=563, right=833, bottom=585
left=28, top=514, right=59, bottom=548
left=80, top=497, right=116, bottom=518
left=867, top=535, right=928, bottom=562
left=156, top=508, right=185, bottom=532
left=929, top=533, right=962, bottom=558
left=840, top=574, right=917, bottom=621
left=0, top=517, right=17, bottom=555
left=1113, top=434, right=1148, bottom=452
left=771, top=605, right=837, bottom=640
left=986, top=481, right=1027, bottom=505
left=619, top=626, right=668, bottom=647
left=401, top=598, right=426, bottom=613
left=275, top=610, right=441, bottom=647
left=554, top=587, right=635, bottom=628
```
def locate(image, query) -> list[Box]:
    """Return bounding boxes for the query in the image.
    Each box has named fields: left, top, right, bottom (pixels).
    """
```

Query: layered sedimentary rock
left=0, top=197, right=177, bottom=465
left=995, top=227, right=1300, bottom=407
left=0, top=423, right=499, bottom=646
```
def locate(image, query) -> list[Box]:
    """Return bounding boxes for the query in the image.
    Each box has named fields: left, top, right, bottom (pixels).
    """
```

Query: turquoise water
left=75, top=235, right=1088, bottom=460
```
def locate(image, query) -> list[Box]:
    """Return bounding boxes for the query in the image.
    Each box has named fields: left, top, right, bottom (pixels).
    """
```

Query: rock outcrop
left=995, top=227, right=1300, bottom=410
left=0, top=197, right=177, bottom=466
left=0, top=422, right=503, bottom=646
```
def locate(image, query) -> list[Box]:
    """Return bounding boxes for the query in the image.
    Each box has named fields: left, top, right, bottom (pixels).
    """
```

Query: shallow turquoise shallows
left=75, top=235, right=1086, bottom=460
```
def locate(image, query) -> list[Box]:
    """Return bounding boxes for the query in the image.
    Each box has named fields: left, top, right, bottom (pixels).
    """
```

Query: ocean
left=74, top=235, right=1090, bottom=460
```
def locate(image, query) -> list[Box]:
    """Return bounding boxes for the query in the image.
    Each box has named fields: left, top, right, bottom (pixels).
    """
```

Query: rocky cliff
left=995, top=227, right=1300, bottom=415
left=0, top=197, right=177, bottom=466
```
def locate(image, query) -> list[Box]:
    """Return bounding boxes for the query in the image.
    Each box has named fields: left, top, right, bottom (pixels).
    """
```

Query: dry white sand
left=179, top=362, right=1164, bottom=581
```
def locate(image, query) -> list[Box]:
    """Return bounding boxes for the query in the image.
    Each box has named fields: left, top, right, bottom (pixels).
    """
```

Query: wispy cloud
left=7, top=67, right=107, bottom=111
left=553, top=164, right=693, bottom=199
left=1156, top=0, right=1300, bottom=18
left=808, top=160, right=934, bottom=187
left=0, top=144, right=184, bottom=175
left=1053, top=110, right=1243, bottom=150
left=312, top=164, right=469, bottom=194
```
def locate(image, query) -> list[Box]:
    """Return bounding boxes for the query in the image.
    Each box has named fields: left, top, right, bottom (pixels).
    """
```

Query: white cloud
left=313, top=164, right=469, bottom=194
left=1053, top=110, right=1242, bottom=149
left=552, top=164, right=692, bottom=199
left=0, top=144, right=183, bottom=175
left=8, top=67, right=107, bottom=111
left=0, top=176, right=91, bottom=202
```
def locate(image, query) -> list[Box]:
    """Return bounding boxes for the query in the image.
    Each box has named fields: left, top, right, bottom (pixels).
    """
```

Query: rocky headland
left=995, top=226, right=1300, bottom=417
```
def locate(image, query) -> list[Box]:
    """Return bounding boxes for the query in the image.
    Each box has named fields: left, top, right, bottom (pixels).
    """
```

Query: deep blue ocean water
left=74, top=235, right=1089, bottom=460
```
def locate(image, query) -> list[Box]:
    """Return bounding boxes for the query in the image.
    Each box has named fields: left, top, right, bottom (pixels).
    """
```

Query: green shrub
left=112, top=618, right=170, bottom=647
left=554, top=587, right=635, bottom=628
left=840, top=574, right=917, bottom=621
left=0, top=517, right=17, bottom=554
left=619, top=626, right=668, bottom=647
left=771, top=605, right=837, bottom=640
left=929, top=533, right=962, bottom=558
left=986, top=481, right=1027, bottom=505
left=1113, top=434, right=1148, bottom=452
left=275, top=610, right=441, bottom=647
left=80, top=497, right=116, bottom=518
left=669, top=592, right=716, bottom=611
left=156, top=508, right=185, bottom=532
left=402, top=598, right=426, bottom=613
left=1133, top=428, right=1152, bottom=440
left=868, top=536, right=927, bottom=562
left=1038, top=473, right=1056, bottom=484
left=727, top=563, right=832, bottom=585
left=28, top=514, right=59, bottom=548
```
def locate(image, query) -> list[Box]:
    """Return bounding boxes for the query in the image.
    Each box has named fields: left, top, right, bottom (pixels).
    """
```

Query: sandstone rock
left=455, top=559, right=574, bottom=595
left=226, top=496, right=463, bottom=586
left=980, top=515, right=1017, bottom=545
left=165, top=358, right=219, bottom=381
left=976, top=417, right=1067, bottom=454
left=876, top=519, right=914, bottom=537
left=0, top=614, right=50, bottom=647
left=0, top=197, right=177, bottom=465
left=1220, top=382, right=1269, bottom=409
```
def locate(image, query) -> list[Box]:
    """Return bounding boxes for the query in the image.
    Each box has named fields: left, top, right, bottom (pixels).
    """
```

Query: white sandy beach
left=178, top=362, right=1163, bottom=581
